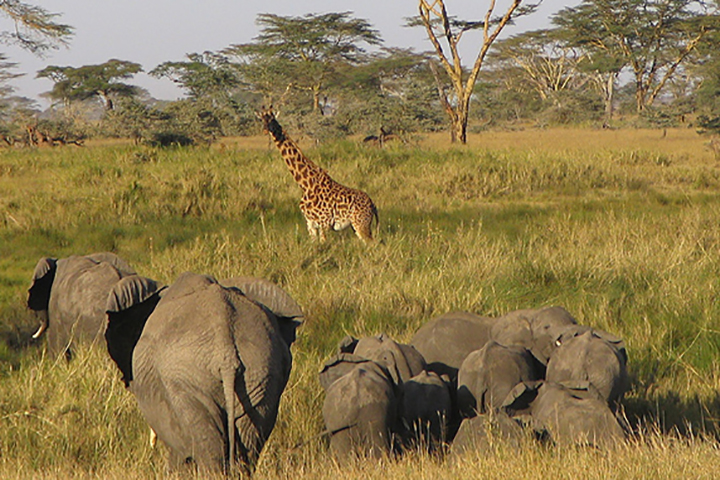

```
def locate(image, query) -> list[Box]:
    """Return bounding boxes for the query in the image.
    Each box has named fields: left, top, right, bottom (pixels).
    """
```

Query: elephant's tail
left=222, top=366, right=237, bottom=472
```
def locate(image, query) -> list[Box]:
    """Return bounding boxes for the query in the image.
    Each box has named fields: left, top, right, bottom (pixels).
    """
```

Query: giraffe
left=258, top=107, right=379, bottom=242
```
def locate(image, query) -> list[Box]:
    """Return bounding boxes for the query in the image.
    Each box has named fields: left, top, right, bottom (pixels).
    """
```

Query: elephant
left=546, top=326, right=628, bottom=408
left=530, top=381, right=626, bottom=449
left=450, top=412, right=528, bottom=456
left=456, top=340, right=541, bottom=418
left=322, top=360, right=398, bottom=460
left=490, top=306, right=577, bottom=367
left=352, top=333, right=427, bottom=386
left=398, top=370, right=452, bottom=450
left=319, top=352, right=379, bottom=391
left=104, top=271, right=303, bottom=473
left=410, top=311, right=495, bottom=381
left=27, top=252, right=136, bottom=359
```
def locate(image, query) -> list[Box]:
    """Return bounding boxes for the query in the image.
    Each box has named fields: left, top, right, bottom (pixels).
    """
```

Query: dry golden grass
left=1, top=126, right=720, bottom=478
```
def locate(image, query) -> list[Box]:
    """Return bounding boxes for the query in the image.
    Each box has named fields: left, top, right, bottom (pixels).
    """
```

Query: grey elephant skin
left=546, top=326, right=628, bottom=408
left=105, top=272, right=302, bottom=473
left=322, top=360, right=398, bottom=460
left=27, top=252, right=136, bottom=359
left=530, top=381, right=626, bottom=448
left=410, top=311, right=495, bottom=380
left=320, top=334, right=452, bottom=458
left=399, top=370, right=452, bottom=450
left=457, top=340, right=541, bottom=418
left=490, top=306, right=577, bottom=367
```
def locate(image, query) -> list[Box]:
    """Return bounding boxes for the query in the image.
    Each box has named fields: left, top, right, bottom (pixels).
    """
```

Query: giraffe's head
left=257, top=106, right=285, bottom=141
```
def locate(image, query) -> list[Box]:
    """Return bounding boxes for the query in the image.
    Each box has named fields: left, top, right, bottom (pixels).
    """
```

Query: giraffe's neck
left=278, top=139, right=324, bottom=191
left=266, top=118, right=324, bottom=191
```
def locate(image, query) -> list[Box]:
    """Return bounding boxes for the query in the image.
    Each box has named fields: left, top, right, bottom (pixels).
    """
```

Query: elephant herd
left=320, top=308, right=629, bottom=460
left=27, top=252, right=302, bottom=474
left=24, top=252, right=629, bottom=474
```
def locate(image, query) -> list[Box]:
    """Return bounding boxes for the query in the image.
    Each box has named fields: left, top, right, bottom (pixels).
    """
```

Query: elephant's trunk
left=31, top=310, right=49, bottom=339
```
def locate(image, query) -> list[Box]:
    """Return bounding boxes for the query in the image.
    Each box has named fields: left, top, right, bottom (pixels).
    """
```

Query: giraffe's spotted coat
left=259, top=108, right=378, bottom=242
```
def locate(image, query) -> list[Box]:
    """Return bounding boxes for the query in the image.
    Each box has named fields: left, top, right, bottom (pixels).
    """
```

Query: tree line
left=1, top=0, right=720, bottom=147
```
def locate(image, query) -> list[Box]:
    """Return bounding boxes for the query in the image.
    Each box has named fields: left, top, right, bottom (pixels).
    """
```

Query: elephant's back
left=411, top=311, right=495, bottom=378
left=49, top=256, right=127, bottom=342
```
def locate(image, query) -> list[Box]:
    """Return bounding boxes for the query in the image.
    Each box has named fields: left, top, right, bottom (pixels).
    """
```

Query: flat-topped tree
left=37, top=59, right=143, bottom=111
left=225, top=12, right=382, bottom=113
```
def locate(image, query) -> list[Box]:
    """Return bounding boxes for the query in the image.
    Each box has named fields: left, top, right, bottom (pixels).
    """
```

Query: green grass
left=1, top=128, right=720, bottom=478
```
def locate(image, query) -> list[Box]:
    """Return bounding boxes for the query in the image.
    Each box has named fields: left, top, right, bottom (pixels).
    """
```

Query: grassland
left=1, top=127, right=720, bottom=478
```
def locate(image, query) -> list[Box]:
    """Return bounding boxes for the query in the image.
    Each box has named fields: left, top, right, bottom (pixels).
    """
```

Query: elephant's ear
left=106, top=275, right=163, bottom=313
left=221, top=276, right=304, bottom=347
left=338, top=335, right=358, bottom=354
left=105, top=275, right=164, bottom=387
left=27, top=257, right=57, bottom=311
left=501, top=380, right=542, bottom=413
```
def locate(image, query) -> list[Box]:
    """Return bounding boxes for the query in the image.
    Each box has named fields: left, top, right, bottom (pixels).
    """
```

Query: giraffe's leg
left=305, top=218, right=319, bottom=240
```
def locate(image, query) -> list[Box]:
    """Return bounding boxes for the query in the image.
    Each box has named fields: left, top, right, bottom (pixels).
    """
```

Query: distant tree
left=37, top=59, right=143, bottom=111
left=151, top=53, right=255, bottom=138
left=337, top=47, right=444, bottom=136
left=488, top=29, right=611, bottom=124
left=0, top=1, right=72, bottom=55
left=411, top=0, right=539, bottom=143
left=0, top=53, right=20, bottom=100
left=553, top=0, right=720, bottom=113
left=490, top=30, right=592, bottom=103
left=150, top=52, right=240, bottom=102
left=225, top=12, right=382, bottom=112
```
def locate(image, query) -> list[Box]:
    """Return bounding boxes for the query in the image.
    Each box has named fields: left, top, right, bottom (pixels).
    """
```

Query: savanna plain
left=1, top=127, right=720, bottom=478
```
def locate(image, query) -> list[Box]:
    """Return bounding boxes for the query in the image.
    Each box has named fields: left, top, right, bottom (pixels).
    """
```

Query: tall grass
left=1, top=127, right=720, bottom=477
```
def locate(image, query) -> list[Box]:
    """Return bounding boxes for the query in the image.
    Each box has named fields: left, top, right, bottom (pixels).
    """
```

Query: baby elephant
left=322, top=360, right=398, bottom=461
left=546, top=326, right=628, bottom=408
left=530, top=382, right=626, bottom=449
left=410, top=311, right=495, bottom=381
left=399, top=370, right=452, bottom=449
left=457, top=341, right=541, bottom=418
left=27, top=252, right=136, bottom=359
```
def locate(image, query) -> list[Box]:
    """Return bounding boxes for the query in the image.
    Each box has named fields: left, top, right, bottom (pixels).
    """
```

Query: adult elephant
left=27, top=252, right=136, bottom=359
left=104, top=272, right=303, bottom=474
left=410, top=311, right=495, bottom=380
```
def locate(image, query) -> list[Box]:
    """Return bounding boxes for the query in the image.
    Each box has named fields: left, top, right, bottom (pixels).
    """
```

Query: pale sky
left=1, top=1, right=569, bottom=108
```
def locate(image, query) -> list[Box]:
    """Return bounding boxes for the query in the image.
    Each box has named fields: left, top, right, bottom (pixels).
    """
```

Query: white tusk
left=31, top=323, right=47, bottom=339
left=149, top=427, right=157, bottom=448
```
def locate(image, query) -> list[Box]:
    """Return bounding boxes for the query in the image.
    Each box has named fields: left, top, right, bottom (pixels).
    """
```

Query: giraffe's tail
left=371, top=204, right=380, bottom=237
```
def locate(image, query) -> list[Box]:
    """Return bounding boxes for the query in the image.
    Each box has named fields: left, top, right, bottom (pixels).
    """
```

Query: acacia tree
left=225, top=12, right=382, bottom=113
left=553, top=0, right=720, bottom=113
left=413, top=0, right=538, bottom=143
left=37, top=59, right=142, bottom=111
left=1, top=0, right=72, bottom=55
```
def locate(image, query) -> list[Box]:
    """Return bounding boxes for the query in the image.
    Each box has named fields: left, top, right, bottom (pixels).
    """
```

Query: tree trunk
left=312, top=86, right=321, bottom=114
left=451, top=110, right=468, bottom=144
left=635, top=79, right=646, bottom=113
left=450, top=94, right=471, bottom=144
left=604, top=73, right=614, bottom=125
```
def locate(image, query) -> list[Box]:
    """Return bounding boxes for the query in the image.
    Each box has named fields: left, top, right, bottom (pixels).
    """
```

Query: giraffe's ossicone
left=258, top=107, right=379, bottom=243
